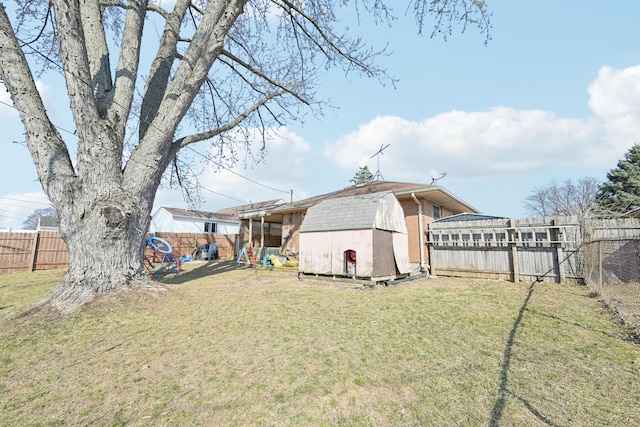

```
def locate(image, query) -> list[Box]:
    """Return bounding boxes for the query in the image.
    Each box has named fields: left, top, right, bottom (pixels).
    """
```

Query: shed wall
left=371, top=229, right=397, bottom=277
left=299, top=229, right=374, bottom=276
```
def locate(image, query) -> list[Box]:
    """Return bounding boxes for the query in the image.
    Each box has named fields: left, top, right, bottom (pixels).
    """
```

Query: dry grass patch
left=1, top=262, right=639, bottom=426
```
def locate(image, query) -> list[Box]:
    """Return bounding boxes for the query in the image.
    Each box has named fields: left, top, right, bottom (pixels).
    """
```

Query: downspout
left=411, top=193, right=425, bottom=273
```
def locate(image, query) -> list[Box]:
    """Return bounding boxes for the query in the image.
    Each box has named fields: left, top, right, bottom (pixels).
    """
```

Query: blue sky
left=2, top=1, right=640, bottom=228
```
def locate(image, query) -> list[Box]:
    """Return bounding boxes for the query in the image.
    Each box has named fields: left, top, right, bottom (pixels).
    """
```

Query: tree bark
left=48, top=196, right=154, bottom=311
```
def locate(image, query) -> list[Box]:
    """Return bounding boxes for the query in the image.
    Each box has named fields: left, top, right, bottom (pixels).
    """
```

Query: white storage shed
left=298, top=191, right=411, bottom=281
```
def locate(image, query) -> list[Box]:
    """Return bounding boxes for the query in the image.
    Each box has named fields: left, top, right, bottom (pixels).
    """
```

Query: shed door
left=392, top=232, right=411, bottom=274
left=344, top=250, right=356, bottom=275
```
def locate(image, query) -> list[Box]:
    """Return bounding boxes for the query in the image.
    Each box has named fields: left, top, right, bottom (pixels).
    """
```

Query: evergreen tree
left=597, top=144, right=640, bottom=211
left=350, top=166, right=375, bottom=186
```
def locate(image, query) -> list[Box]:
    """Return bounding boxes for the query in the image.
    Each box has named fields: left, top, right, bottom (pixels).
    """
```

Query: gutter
left=396, top=187, right=480, bottom=214
left=411, top=193, right=426, bottom=273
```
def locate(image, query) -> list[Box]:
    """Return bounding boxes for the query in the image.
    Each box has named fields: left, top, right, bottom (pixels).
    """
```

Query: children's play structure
left=144, top=236, right=181, bottom=277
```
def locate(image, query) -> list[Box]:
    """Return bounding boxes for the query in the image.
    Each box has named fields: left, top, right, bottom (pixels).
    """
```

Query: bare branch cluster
left=523, top=177, right=601, bottom=218
left=5, top=0, right=493, bottom=206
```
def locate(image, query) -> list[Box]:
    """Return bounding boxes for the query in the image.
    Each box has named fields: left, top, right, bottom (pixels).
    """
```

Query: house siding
left=150, top=207, right=239, bottom=234
left=398, top=198, right=454, bottom=266
left=282, top=212, right=304, bottom=256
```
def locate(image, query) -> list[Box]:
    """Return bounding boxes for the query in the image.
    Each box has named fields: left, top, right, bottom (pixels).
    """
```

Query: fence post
left=28, top=231, right=40, bottom=272
left=428, top=238, right=436, bottom=276
left=598, top=240, right=603, bottom=290
left=552, top=219, right=565, bottom=283
left=508, top=219, right=520, bottom=282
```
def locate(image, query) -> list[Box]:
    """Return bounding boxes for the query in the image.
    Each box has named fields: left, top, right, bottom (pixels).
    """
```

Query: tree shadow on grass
left=525, top=307, right=630, bottom=341
left=489, top=281, right=560, bottom=427
left=156, top=260, right=251, bottom=285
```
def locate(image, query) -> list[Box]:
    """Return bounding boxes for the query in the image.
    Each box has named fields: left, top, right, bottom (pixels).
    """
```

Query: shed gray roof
left=300, top=192, right=407, bottom=233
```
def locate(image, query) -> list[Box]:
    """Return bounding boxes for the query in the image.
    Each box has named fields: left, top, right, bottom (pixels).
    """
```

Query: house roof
left=38, top=216, right=59, bottom=229
left=216, top=199, right=284, bottom=217
left=300, top=192, right=407, bottom=233
left=161, top=207, right=238, bottom=222
left=240, top=181, right=479, bottom=219
left=433, top=213, right=506, bottom=223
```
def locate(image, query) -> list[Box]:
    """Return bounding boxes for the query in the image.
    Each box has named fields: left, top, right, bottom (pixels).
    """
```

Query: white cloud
left=150, top=0, right=177, bottom=7
left=588, top=65, right=640, bottom=151
left=324, top=64, right=640, bottom=184
left=155, top=127, right=313, bottom=211
left=0, top=80, right=54, bottom=119
left=324, top=108, right=602, bottom=181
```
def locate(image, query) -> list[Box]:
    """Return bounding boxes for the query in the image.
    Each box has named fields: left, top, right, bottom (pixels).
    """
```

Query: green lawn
left=1, top=262, right=639, bottom=426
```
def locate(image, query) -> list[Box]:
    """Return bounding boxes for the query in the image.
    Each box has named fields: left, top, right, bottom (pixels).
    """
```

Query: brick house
left=238, top=181, right=478, bottom=274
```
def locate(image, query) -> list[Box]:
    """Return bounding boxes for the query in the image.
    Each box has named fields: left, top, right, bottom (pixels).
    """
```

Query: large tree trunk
left=47, top=191, right=156, bottom=311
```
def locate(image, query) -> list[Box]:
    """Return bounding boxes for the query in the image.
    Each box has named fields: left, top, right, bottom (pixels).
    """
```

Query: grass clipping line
left=1, top=263, right=639, bottom=426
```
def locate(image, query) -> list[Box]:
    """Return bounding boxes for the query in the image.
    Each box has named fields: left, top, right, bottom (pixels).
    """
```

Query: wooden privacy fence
left=0, top=231, right=238, bottom=274
left=0, top=230, right=69, bottom=274
left=428, top=216, right=640, bottom=283
left=428, top=217, right=583, bottom=283
left=149, top=232, right=238, bottom=261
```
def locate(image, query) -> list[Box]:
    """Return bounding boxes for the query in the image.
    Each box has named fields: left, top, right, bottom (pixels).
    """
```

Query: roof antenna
left=430, top=169, right=447, bottom=185
left=370, top=144, right=390, bottom=181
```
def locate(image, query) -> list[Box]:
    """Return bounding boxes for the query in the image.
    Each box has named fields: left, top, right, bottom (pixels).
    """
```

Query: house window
left=433, top=205, right=441, bottom=220
left=204, top=222, right=217, bottom=234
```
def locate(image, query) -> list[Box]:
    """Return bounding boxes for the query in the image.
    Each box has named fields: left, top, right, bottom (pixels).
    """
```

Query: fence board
left=0, top=231, right=37, bottom=274
left=150, top=232, right=238, bottom=261
left=428, top=216, right=582, bottom=283
left=0, top=231, right=239, bottom=274
left=34, top=231, right=69, bottom=271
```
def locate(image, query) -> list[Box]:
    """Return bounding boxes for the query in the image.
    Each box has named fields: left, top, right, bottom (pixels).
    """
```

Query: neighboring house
left=298, top=191, right=412, bottom=281
left=150, top=200, right=286, bottom=235
left=149, top=207, right=240, bottom=234
left=37, top=216, right=59, bottom=231
left=237, top=180, right=479, bottom=274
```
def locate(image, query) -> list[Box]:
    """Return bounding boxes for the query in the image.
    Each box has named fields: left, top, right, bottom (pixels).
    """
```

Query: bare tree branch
left=220, top=49, right=310, bottom=104
left=524, top=177, right=600, bottom=218
left=0, top=4, right=76, bottom=205
left=111, top=0, right=148, bottom=140
left=171, top=92, right=284, bottom=155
